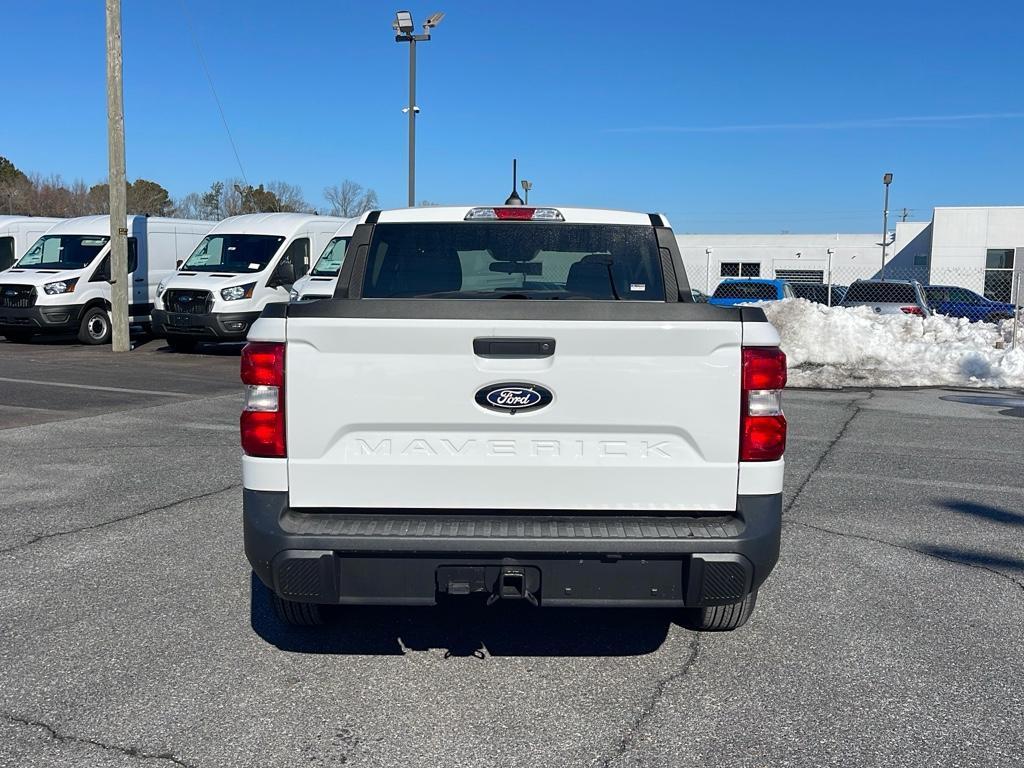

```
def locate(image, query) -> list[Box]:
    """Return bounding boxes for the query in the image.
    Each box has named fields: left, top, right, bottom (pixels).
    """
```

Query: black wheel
left=77, top=306, right=111, bottom=345
left=3, top=330, right=34, bottom=343
left=271, top=593, right=325, bottom=627
left=683, top=589, right=758, bottom=632
left=165, top=335, right=198, bottom=352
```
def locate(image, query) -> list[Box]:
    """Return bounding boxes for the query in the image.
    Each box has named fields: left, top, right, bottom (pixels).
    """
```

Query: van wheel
left=271, top=593, right=325, bottom=627
left=3, top=330, right=34, bottom=343
left=166, top=335, right=198, bottom=353
left=78, top=307, right=111, bottom=345
left=684, top=589, right=758, bottom=632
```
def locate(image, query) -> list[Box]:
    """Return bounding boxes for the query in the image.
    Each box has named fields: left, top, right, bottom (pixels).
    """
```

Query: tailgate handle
left=473, top=337, right=556, bottom=358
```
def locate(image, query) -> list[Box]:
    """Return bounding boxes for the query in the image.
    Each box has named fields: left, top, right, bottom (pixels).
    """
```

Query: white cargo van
left=0, top=215, right=212, bottom=344
left=288, top=218, right=355, bottom=301
left=0, top=217, right=64, bottom=271
left=151, top=213, right=345, bottom=350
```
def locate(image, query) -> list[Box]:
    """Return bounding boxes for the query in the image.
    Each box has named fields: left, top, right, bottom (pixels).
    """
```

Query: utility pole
left=900, top=207, right=910, bottom=222
left=880, top=172, right=893, bottom=280
left=106, top=0, right=130, bottom=352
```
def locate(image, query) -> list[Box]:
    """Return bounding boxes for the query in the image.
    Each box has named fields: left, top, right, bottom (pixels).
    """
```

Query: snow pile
left=759, top=299, right=1024, bottom=389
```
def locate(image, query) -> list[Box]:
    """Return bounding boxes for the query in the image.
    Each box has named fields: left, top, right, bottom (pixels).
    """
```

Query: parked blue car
left=923, top=285, right=1017, bottom=323
left=708, top=278, right=794, bottom=307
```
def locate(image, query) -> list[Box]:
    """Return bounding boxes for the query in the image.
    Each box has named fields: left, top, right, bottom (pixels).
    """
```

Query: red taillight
left=900, top=306, right=924, bottom=316
left=742, top=346, right=787, bottom=390
left=493, top=207, right=537, bottom=220
left=240, top=342, right=285, bottom=458
left=241, top=341, right=285, bottom=386
left=740, top=347, right=787, bottom=462
left=464, top=207, right=565, bottom=221
left=741, top=414, right=787, bottom=462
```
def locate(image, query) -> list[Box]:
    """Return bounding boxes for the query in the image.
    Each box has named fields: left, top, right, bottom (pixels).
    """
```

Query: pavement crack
left=2, top=712, right=197, bottom=766
left=783, top=391, right=873, bottom=516
left=0, top=483, right=240, bottom=556
left=597, top=635, right=701, bottom=767
left=785, top=519, right=1024, bottom=595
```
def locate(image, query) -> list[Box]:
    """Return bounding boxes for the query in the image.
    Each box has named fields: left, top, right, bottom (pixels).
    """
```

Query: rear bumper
left=151, top=309, right=261, bottom=341
left=0, top=303, right=84, bottom=333
left=244, top=490, right=782, bottom=608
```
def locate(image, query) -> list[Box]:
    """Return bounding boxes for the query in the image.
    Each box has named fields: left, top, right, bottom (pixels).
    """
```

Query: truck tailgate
left=285, top=316, right=742, bottom=511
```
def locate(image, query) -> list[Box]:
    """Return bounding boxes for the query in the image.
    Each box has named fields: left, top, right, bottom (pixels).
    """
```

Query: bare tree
left=266, top=180, right=311, bottom=213
left=172, top=192, right=205, bottom=219
left=324, top=180, right=379, bottom=217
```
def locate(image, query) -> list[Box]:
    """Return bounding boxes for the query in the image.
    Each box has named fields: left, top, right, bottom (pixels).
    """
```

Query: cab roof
left=210, top=213, right=347, bottom=237
left=364, top=206, right=669, bottom=227
left=43, top=215, right=212, bottom=236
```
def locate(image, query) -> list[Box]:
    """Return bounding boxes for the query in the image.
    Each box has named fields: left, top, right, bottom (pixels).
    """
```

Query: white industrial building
left=678, top=205, right=1023, bottom=301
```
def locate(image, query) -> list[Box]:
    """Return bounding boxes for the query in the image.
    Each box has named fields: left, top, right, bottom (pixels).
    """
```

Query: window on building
left=984, top=248, right=1015, bottom=302
left=913, top=252, right=929, bottom=266
left=986, top=249, right=1014, bottom=270
left=720, top=262, right=762, bottom=277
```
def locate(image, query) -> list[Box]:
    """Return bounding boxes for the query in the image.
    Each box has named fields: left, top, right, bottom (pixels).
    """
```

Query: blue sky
left=5, top=0, right=1023, bottom=232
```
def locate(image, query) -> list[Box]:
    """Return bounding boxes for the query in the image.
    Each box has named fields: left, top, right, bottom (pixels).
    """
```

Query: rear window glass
left=361, top=223, right=665, bottom=300
left=844, top=282, right=917, bottom=303
left=791, top=283, right=826, bottom=301
left=712, top=282, right=777, bottom=300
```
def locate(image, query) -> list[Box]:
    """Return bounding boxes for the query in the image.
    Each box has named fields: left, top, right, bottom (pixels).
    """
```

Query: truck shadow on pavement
left=154, top=341, right=244, bottom=356
left=249, top=574, right=674, bottom=657
left=939, top=498, right=1024, bottom=528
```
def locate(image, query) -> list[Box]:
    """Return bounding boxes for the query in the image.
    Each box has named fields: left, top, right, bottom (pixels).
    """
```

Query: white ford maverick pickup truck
left=242, top=205, right=786, bottom=631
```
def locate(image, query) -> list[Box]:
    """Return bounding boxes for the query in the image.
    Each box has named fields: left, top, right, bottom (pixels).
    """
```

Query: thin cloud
left=604, top=112, right=1024, bottom=134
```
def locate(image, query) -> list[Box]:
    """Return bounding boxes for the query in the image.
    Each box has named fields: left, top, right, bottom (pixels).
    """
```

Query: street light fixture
left=521, top=179, right=533, bottom=205
left=880, top=172, right=893, bottom=278
left=393, top=10, right=444, bottom=207
left=393, top=10, right=414, bottom=33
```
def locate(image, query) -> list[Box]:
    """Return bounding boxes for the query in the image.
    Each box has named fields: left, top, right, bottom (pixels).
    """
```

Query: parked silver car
left=840, top=279, right=931, bottom=317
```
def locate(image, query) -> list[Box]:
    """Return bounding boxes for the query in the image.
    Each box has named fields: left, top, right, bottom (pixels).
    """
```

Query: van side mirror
left=176, top=260, right=184, bottom=270
left=270, top=260, right=295, bottom=288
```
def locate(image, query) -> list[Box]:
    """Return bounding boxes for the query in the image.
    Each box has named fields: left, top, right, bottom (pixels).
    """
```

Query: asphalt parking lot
left=0, top=337, right=1021, bottom=768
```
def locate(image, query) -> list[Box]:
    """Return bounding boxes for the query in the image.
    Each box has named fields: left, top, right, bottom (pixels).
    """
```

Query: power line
left=177, top=0, right=248, bottom=185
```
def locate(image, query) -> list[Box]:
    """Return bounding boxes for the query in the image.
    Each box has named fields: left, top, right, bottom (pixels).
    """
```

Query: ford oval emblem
left=476, top=382, right=553, bottom=415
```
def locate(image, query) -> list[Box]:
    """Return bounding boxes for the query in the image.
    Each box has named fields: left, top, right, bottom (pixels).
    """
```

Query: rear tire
left=684, top=589, right=758, bottom=632
left=3, top=330, right=34, bottom=343
left=165, top=335, right=198, bottom=353
left=77, top=306, right=111, bottom=345
left=271, top=593, right=325, bottom=627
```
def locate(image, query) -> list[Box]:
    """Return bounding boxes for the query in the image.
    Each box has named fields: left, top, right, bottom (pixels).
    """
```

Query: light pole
left=705, top=248, right=713, bottom=296
left=521, top=179, right=533, bottom=205
left=826, top=247, right=835, bottom=306
left=393, top=10, right=444, bottom=208
left=880, top=172, right=893, bottom=278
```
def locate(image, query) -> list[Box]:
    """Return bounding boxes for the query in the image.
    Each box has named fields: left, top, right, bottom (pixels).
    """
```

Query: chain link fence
left=689, top=261, right=1020, bottom=310
left=685, top=262, right=1023, bottom=350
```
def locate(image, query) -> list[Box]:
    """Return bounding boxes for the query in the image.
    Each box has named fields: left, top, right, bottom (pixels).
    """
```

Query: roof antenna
left=504, top=158, right=524, bottom=205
